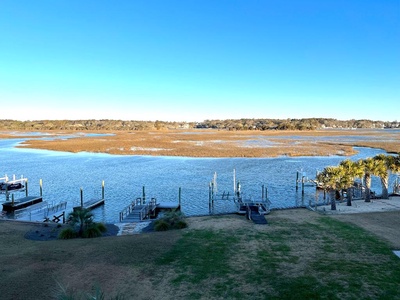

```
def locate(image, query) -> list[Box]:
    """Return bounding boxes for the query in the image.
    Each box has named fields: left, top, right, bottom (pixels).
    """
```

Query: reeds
left=12, top=129, right=400, bottom=157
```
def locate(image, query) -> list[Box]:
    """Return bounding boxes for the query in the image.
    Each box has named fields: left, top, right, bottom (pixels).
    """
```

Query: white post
left=233, top=169, right=236, bottom=194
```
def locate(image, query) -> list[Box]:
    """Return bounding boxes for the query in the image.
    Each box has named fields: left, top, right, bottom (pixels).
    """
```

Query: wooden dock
left=2, top=196, right=43, bottom=213
left=74, top=182, right=105, bottom=211
left=244, top=204, right=268, bottom=224
left=119, top=186, right=182, bottom=223
left=119, top=197, right=157, bottom=222
left=119, top=199, right=180, bottom=223
left=156, top=202, right=180, bottom=212
left=73, top=198, right=105, bottom=211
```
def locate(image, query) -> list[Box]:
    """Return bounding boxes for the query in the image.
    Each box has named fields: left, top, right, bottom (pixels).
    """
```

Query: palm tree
left=339, top=159, right=364, bottom=206
left=373, top=154, right=399, bottom=199
left=67, top=207, right=94, bottom=237
left=360, top=157, right=384, bottom=202
left=393, top=154, right=400, bottom=194
left=316, top=166, right=344, bottom=210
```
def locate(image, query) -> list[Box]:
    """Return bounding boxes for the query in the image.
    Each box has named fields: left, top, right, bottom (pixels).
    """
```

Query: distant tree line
left=196, top=118, right=399, bottom=130
left=0, top=118, right=399, bottom=131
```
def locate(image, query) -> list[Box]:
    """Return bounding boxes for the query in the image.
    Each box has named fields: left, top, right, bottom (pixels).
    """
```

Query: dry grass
left=1, top=209, right=400, bottom=299
left=11, top=129, right=400, bottom=157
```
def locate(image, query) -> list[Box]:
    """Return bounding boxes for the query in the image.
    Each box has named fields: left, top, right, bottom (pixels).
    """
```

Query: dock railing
left=13, top=201, right=68, bottom=221
left=119, top=197, right=157, bottom=222
left=119, top=200, right=137, bottom=222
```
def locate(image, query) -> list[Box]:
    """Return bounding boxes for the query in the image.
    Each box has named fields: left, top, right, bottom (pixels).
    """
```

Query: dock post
left=208, top=182, right=212, bottom=214
left=262, top=184, right=265, bottom=201
left=102, top=180, right=105, bottom=199
left=80, top=188, right=83, bottom=208
left=265, top=186, right=268, bottom=200
left=302, top=176, right=305, bottom=196
left=142, top=186, right=146, bottom=205
left=11, top=193, right=14, bottom=206
left=233, top=169, right=236, bottom=194
left=208, top=183, right=211, bottom=213
left=178, top=187, right=182, bottom=208
left=296, top=172, right=299, bottom=191
left=26, top=179, right=29, bottom=197
left=39, top=179, right=43, bottom=197
left=212, top=182, right=215, bottom=212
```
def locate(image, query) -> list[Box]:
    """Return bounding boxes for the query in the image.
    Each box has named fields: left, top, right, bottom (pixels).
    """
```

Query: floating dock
left=1, top=175, right=44, bottom=214
left=119, top=186, right=182, bottom=222
left=73, top=181, right=105, bottom=211
left=73, top=198, right=105, bottom=211
left=2, top=196, right=43, bottom=213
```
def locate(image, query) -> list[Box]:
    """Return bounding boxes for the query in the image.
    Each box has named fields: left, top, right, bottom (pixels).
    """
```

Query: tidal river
left=0, top=137, right=388, bottom=223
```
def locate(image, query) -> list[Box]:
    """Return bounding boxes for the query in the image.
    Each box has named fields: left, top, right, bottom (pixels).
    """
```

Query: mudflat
left=4, top=128, right=400, bottom=157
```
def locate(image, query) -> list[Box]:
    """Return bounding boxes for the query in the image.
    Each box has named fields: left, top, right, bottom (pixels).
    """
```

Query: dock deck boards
left=2, top=196, right=43, bottom=213
left=120, top=202, right=180, bottom=223
left=73, top=198, right=105, bottom=211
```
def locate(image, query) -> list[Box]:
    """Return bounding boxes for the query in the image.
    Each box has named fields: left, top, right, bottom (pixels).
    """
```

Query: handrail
left=119, top=198, right=157, bottom=222
left=119, top=201, right=136, bottom=222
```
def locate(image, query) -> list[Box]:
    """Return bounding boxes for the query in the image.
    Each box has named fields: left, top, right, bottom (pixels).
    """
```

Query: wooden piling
left=80, top=188, right=83, bottom=208
left=142, top=186, right=146, bottom=205
left=208, top=183, right=212, bottom=213
left=102, top=180, right=105, bottom=199
left=296, top=171, right=299, bottom=191
left=178, top=187, right=182, bottom=207
left=25, top=179, right=28, bottom=197
left=39, top=179, right=43, bottom=197
left=262, top=184, right=265, bottom=201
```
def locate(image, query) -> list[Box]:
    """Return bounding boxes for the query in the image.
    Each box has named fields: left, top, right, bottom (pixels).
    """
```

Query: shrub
left=154, top=219, right=171, bottom=231
left=58, top=228, right=77, bottom=240
left=82, top=223, right=108, bottom=238
left=96, top=222, right=107, bottom=233
left=58, top=209, right=107, bottom=239
left=154, top=210, right=187, bottom=231
left=175, top=220, right=188, bottom=229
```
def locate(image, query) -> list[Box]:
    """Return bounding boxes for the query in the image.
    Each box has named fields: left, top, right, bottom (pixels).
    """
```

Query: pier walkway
left=119, top=198, right=180, bottom=222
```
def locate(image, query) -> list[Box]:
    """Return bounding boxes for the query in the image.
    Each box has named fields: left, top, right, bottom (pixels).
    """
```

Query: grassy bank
left=1, top=210, right=400, bottom=299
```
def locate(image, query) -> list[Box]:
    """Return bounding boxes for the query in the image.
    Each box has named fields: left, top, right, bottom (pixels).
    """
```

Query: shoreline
left=6, top=196, right=400, bottom=242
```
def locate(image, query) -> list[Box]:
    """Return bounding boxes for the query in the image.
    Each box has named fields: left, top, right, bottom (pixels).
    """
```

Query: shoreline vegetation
left=0, top=128, right=399, bottom=157
left=1, top=118, right=399, bottom=131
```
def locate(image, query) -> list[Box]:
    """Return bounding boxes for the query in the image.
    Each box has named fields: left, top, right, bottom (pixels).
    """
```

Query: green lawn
left=1, top=211, right=399, bottom=300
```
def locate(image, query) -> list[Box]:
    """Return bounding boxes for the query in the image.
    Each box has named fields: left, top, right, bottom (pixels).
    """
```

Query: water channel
left=0, top=136, right=390, bottom=223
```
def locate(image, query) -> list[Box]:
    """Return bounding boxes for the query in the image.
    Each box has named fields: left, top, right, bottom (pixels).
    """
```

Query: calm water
left=0, top=137, right=390, bottom=223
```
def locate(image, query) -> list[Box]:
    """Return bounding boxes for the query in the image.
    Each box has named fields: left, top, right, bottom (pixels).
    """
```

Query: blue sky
left=0, top=1, right=399, bottom=122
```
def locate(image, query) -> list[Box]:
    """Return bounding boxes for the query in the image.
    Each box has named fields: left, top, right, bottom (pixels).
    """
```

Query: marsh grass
left=13, top=129, right=400, bottom=157
left=1, top=211, right=400, bottom=299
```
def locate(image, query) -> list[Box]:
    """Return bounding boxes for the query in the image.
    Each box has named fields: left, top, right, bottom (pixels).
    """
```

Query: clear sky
left=0, top=1, right=399, bottom=122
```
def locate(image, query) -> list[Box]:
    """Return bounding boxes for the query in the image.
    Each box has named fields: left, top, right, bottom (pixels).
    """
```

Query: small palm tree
left=361, top=157, right=384, bottom=202
left=68, top=207, right=94, bottom=237
left=339, top=159, right=364, bottom=206
left=60, top=207, right=107, bottom=239
left=373, top=154, right=397, bottom=199
left=317, top=166, right=344, bottom=210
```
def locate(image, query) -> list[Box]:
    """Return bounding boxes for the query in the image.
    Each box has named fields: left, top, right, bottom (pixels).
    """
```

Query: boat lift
left=209, top=169, right=270, bottom=223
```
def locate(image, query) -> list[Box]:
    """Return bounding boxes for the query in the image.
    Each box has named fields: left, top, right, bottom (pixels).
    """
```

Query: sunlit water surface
left=0, top=137, right=392, bottom=223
